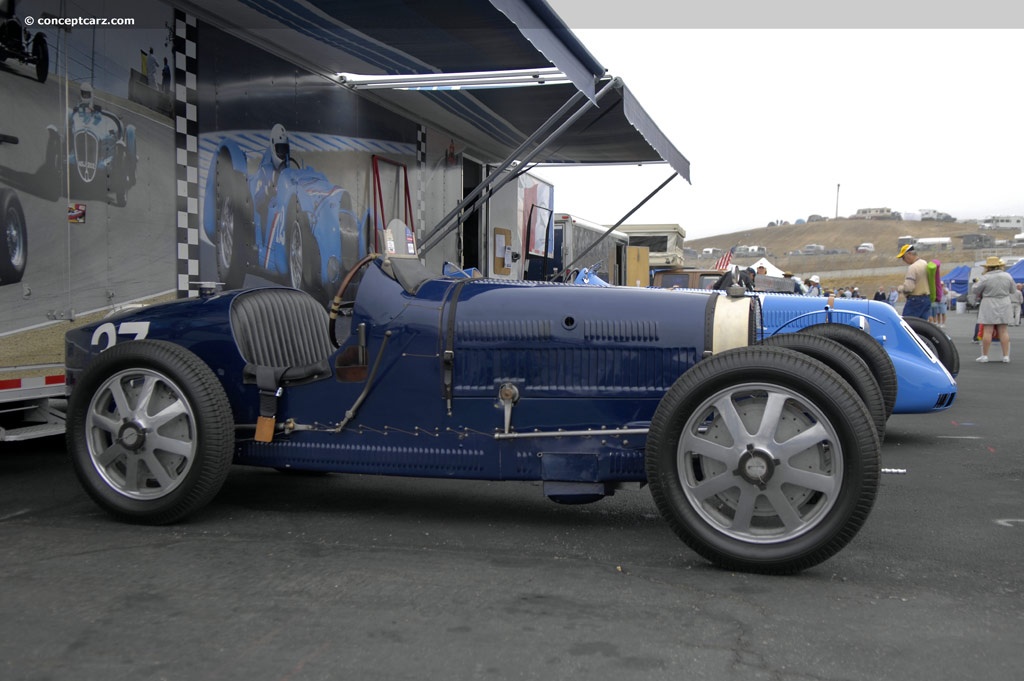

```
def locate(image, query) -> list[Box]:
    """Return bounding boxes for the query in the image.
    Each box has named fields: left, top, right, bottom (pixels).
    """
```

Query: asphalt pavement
left=0, top=308, right=1021, bottom=681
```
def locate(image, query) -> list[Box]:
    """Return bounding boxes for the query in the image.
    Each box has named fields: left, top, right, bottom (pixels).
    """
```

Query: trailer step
left=0, top=422, right=66, bottom=442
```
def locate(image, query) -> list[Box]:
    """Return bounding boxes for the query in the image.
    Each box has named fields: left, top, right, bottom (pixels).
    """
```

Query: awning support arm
left=419, top=78, right=621, bottom=256
left=559, top=172, right=678, bottom=276
left=418, top=89, right=585, bottom=255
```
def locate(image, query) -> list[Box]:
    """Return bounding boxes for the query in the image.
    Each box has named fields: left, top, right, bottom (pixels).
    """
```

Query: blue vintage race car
left=203, top=133, right=361, bottom=304
left=648, top=270, right=957, bottom=418
left=757, top=293, right=958, bottom=415
left=63, top=223, right=884, bottom=575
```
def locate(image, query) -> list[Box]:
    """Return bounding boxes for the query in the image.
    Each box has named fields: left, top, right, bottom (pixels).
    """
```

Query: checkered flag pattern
left=173, top=11, right=199, bottom=298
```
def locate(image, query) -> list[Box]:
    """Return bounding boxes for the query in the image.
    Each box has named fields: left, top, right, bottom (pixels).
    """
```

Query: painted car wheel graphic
left=0, top=188, right=27, bottom=284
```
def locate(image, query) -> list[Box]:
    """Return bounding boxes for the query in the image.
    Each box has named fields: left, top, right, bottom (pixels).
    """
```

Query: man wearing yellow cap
left=897, top=243, right=931, bottom=319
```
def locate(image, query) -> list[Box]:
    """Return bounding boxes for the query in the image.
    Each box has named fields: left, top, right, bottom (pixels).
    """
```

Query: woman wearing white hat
left=972, top=256, right=1016, bottom=362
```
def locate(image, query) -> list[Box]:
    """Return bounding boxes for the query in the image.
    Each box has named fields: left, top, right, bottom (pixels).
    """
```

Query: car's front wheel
left=758, top=332, right=886, bottom=442
left=903, top=315, right=959, bottom=377
left=645, top=346, right=880, bottom=574
left=798, top=323, right=897, bottom=418
left=66, top=340, right=235, bottom=524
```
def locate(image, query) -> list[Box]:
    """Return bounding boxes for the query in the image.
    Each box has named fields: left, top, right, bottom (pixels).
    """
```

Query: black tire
left=32, top=33, right=48, bottom=83
left=798, top=323, right=898, bottom=418
left=110, top=146, right=127, bottom=207
left=645, top=346, right=880, bottom=575
left=66, top=340, right=235, bottom=524
left=285, top=198, right=319, bottom=297
left=759, top=333, right=886, bottom=442
left=214, top=152, right=249, bottom=289
left=903, top=315, right=959, bottom=377
left=0, top=188, right=28, bottom=284
left=44, top=127, right=62, bottom=185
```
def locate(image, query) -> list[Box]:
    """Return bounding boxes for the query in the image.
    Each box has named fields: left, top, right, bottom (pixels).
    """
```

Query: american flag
left=714, top=250, right=732, bottom=270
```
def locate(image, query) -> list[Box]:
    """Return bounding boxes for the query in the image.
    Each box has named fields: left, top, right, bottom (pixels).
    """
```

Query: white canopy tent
left=749, top=257, right=786, bottom=278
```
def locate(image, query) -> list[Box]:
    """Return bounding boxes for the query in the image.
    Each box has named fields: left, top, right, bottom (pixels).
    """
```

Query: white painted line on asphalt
left=0, top=509, right=31, bottom=522
left=936, top=435, right=983, bottom=439
left=995, top=519, right=1024, bottom=527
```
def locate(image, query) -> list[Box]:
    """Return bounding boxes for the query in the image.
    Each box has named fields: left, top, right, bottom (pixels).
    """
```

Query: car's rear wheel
left=110, top=146, right=128, bottom=207
left=798, top=323, right=897, bottom=418
left=0, top=188, right=27, bottom=284
left=286, top=198, right=319, bottom=296
left=759, top=333, right=886, bottom=442
left=66, top=340, right=234, bottom=524
left=645, top=346, right=880, bottom=574
left=903, top=315, right=959, bottom=377
left=214, top=152, right=248, bottom=289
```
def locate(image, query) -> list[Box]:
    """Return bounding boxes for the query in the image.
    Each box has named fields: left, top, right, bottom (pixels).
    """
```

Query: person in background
left=162, top=57, right=171, bottom=93
left=147, top=48, right=159, bottom=88
left=930, top=282, right=948, bottom=327
left=782, top=271, right=801, bottom=294
left=804, top=275, right=822, bottom=296
left=887, top=286, right=899, bottom=306
left=896, top=244, right=931, bottom=319
left=873, top=286, right=887, bottom=302
left=972, top=256, right=1015, bottom=362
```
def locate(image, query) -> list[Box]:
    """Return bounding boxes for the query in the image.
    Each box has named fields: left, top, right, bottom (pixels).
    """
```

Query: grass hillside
left=681, top=218, right=1020, bottom=295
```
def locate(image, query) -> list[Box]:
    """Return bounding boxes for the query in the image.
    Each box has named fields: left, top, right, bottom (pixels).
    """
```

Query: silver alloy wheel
left=83, top=367, right=197, bottom=500
left=288, top=217, right=303, bottom=289
left=217, top=194, right=234, bottom=272
left=5, top=208, right=24, bottom=270
left=677, top=382, right=842, bottom=543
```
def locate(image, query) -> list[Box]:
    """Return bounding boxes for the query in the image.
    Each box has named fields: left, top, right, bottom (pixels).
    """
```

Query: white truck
left=614, top=223, right=687, bottom=268
left=548, top=213, right=630, bottom=284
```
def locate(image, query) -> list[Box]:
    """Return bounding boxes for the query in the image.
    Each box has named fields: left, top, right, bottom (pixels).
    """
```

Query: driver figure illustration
left=74, top=82, right=99, bottom=120
left=253, top=123, right=290, bottom=230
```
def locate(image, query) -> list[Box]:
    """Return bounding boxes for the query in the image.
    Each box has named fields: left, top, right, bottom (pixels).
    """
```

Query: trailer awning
left=178, top=0, right=690, bottom=181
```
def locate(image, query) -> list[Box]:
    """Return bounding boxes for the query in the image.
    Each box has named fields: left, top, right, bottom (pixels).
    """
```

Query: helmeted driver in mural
left=78, top=82, right=95, bottom=112
left=253, top=123, right=290, bottom=227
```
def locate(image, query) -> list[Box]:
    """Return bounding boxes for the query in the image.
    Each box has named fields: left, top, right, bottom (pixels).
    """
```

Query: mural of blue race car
left=47, top=83, right=138, bottom=206
left=202, top=125, right=361, bottom=304
left=63, top=222, right=885, bottom=575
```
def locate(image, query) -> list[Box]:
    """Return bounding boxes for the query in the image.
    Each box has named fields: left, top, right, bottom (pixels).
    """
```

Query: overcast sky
left=540, top=2, right=1024, bottom=240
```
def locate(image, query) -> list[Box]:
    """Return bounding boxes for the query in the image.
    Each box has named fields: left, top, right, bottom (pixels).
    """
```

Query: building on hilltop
left=985, top=216, right=1024, bottom=230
